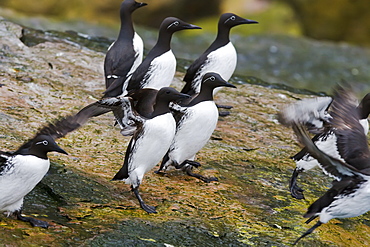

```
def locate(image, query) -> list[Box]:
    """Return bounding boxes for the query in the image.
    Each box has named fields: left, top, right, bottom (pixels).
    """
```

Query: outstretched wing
left=330, top=86, right=370, bottom=173
left=16, top=97, right=125, bottom=151
left=278, top=96, right=333, bottom=133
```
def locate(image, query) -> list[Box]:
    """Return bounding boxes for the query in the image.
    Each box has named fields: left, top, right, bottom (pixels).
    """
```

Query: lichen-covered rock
left=1, top=18, right=370, bottom=246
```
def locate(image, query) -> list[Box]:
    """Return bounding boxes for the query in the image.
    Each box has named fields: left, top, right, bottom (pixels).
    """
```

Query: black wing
left=16, top=97, right=123, bottom=152
left=104, top=41, right=137, bottom=94
left=304, top=175, right=363, bottom=219
left=126, top=57, right=153, bottom=93
left=182, top=53, right=209, bottom=92
left=0, top=151, right=12, bottom=175
left=292, top=123, right=351, bottom=179
left=330, top=86, right=370, bottom=173
left=291, top=128, right=333, bottom=161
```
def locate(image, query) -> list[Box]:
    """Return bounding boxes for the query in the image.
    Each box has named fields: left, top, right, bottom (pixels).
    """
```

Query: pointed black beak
left=182, top=23, right=202, bottom=30
left=138, top=2, right=148, bottom=8
left=173, top=92, right=191, bottom=103
left=222, top=82, right=237, bottom=88
left=55, top=146, right=68, bottom=155
left=241, top=18, right=258, bottom=25
left=178, top=92, right=191, bottom=99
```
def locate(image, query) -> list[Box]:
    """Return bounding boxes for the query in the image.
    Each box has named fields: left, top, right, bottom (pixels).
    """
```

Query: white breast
left=125, top=113, right=176, bottom=187
left=130, top=32, right=144, bottom=77
left=143, top=50, right=176, bottom=90
left=169, top=101, right=219, bottom=163
left=193, top=42, right=237, bottom=93
left=121, top=32, right=144, bottom=93
left=319, top=179, right=370, bottom=223
left=0, top=155, right=50, bottom=213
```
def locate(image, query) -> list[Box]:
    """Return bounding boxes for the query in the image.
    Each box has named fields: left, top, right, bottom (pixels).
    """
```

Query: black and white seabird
left=283, top=93, right=370, bottom=199
left=157, top=72, right=236, bottom=182
left=125, top=17, right=201, bottom=94
left=111, top=87, right=190, bottom=213
left=280, top=86, right=370, bottom=245
left=0, top=135, right=68, bottom=228
left=181, top=13, right=257, bottom=97
left=103, top=0, right=147, bottom=97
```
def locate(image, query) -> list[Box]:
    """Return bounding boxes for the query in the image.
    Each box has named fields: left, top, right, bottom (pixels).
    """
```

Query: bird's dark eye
left=166, top=91, right=171, bottom=94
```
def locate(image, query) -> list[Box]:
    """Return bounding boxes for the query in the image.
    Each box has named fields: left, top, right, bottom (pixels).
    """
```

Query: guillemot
left=280, top=86, right=370, bottom=245
left=181, top=13, right=257, bottom=100
left=112, top=87, right=190, bottom=213
left=284, top=93, right=370, bottom=199
left=103, top=0, right=147, bottom=98
left=0, top=135, right=67, bottom=228
left=157, top=72, right=236, bottom=182
left=124, top=17, right=201, bottom=94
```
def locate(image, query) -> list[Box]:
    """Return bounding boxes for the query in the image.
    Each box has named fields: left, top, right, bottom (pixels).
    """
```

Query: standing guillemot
left=103, top=0, right=147, bottom=98
left=125, top=17, right=201, bottom=94
left=112, top=87, right=190, bottom=213
left=181, top=13, right=257, bottom=102
left=284, top=93, right=370, bottom=199
left=157, top=73, right=236, bottom=182
left=0, top=135, right=67, bottom=228
left=280, top=86, right=370, bottom=245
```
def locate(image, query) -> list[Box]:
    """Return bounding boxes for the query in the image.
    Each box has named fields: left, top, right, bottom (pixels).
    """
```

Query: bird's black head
left=156, top=87, right=191, bottom=103
left=160, top=17, right=201, bottom=34
left=219, top=13, right=258, bottom=29
left=186, top=72, right=236, bottom=106
left=121, top=0, right=147, bottom=14
left=202, top=72, right=236, bottom=90
left=28, top=135, right=68, bottom=159
left=151, top=87, right=190, bottom=117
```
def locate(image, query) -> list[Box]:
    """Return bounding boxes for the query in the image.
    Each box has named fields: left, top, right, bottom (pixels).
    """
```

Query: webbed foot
left=184, top=165, right=218, bottom=183
left=132, top=186, right=157, bottom=214
left=16, top=211, right=49, bottom=228
left=140, top=203, right=157, bottom=214
left=289, top=168, right=305, bottom=199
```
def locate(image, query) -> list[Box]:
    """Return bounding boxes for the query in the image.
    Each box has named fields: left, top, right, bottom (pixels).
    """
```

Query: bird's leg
left=155, top=153, right=170, bottom=175
left=175, top=160, right=201, bottom=169
left=293, top=221, right=322, bottom=245
left=177, top=160, right=218, bottom=183
left=289, top=168, right=305, bottom=199
left=131, top=186, right=157, bottom=214
left=15, top=210, right=49, bottom=228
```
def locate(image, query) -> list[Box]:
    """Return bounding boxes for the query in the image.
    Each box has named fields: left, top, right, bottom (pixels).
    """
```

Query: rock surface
left=1, top=18, right=370, bottom=246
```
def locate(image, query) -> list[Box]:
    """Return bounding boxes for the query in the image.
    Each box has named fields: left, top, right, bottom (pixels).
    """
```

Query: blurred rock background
left=1, top=0, right=369, bottom=46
